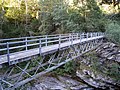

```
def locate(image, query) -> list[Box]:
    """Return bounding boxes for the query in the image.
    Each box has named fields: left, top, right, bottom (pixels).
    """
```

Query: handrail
left=0, top=32, right=104, bottom=64
left=0, top=32, right=104, bottom=52
left=0, top=33, right=71, bottom=42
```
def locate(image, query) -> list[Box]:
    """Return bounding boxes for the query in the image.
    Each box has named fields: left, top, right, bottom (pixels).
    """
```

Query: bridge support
left=0, top=38, right=103, bottom=90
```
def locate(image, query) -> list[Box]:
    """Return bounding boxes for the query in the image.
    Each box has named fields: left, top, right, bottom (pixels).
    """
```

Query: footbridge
left=0, top=32, right=104, bottom=89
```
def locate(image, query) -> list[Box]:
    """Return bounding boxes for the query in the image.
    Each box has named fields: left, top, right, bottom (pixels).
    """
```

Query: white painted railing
left=0, top=32, right=104, bottom=63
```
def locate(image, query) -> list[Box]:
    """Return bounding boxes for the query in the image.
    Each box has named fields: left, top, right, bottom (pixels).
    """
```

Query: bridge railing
left=0, top=32, right=104, bottom=64
left=0, top=32, right=104, bottom=55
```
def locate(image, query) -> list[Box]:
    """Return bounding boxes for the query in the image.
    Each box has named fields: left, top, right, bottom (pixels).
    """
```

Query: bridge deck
left=0, top=36, right=103, bottom=65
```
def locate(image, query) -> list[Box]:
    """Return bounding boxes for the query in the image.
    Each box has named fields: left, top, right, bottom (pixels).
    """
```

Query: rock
left=115, top=56, right=120, bottom=63
left=109, top=43, right=116, bottom=47
left=91, top=72, right=96, bottom=79
left=83, top=70, right=90, bottom=75
left=33, top=76, right=67, bottom=90
left=57, top=76, right=80, bottom=87
left=77, top=71, right=100, bottom=88
left=70, top=85, right=93, bottom=90
left=76, top=70, right=115, bottom=89
left=96, top=42, right=120, bottom=61
left=29, top=75, right=93, bottom=90
left=107, top=55, right=114, bottom=60
left=35, top=83, right=48, bottom=90
left=50, top=86, right=67, bottom=90
left=27, top=86, right=37, bottom=90
left=103, top=44, right=109, bottom=49
left=40, top=76, right=65, bottom=88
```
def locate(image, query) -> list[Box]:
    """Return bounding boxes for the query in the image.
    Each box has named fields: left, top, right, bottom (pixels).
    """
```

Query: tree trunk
left=1, top=0, right=4, bottom=30
left=25, top=0, right=28, bottom=31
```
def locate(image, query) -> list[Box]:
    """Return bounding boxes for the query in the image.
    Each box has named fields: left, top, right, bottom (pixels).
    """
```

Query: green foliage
left=85, top=52, right=104, bottom=73
left=91, top=56, right=101, bottom=72
left=0, top=0, right=107, bottom=38
left=110, top=13, right=120, bottom=24
left=53, top=61, right=75, bottom=75
left=38, top=13, right=54, bottom=34
left=106, top=22, right=120, bottom=45
left=72, top=0, right=106, bottom=32
left=106, top=63, right=120, bottom=81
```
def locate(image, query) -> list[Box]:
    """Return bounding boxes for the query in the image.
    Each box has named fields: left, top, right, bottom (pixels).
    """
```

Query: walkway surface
left=0, top=36, right=103, bottom=65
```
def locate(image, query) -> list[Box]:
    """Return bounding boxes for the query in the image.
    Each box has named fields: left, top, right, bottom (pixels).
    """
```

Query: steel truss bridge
left=0, top=32, right=104, bottom=90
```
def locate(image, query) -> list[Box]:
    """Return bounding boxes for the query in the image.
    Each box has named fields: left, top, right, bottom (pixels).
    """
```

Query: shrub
left=105, top=22, right=120, bottom=45
left=106, top=63, right=120, bottom=81
left=53, top=60, right=76, bottom=75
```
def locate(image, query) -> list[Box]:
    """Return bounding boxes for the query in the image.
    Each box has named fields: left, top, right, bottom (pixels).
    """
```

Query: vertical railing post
left=59, top=35, right=61, bottom=49
left=69, top=34, right=71, bottom=42
left=71, top=33, right=73, bottom=45
left=93, top=33, right=94, bottom=37
left=91, top=33, right=92, bottom=38
left=7, top=42, right=10, bottom=65
left=80, top=33, right=81, bottom=42
left=45, top=35, right=47, bottom=47
left=100, top=32, right=101, bottom=36
left=87, top=33, right=88, bottom=39
left=92, top=33, right=94, bottom=37
left=97, top=32, right=99, bottom=36
left=94, top=32, right=96, bottom=37
left=95, top=32, right=97, bottom=37
left=81, top=33, right=83, bottom=39
left=77, top=33, right=78, bottom=40
left=25, top=37, right=28, bottom=50
left=83, top=33, right=84, bottom=39
left=39, top=38, right=41, bottom=55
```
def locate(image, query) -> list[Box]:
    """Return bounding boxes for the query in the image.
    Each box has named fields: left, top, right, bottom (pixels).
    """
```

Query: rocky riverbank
left=26, top=74, right=94, bottom=90
left=76, top=42, right=120, bottom=90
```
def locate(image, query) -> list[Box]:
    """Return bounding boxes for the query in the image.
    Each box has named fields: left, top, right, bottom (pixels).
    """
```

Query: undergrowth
left=84, top=52, right=120, bottom=81
left=52, top=60, right=77, bottom=76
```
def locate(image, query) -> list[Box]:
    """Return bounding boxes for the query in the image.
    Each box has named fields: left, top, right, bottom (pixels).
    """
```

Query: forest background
left=0, top=0, right=120, bottom=43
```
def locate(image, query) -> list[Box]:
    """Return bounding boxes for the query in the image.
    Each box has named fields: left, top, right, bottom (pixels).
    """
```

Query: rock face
left=27, top=75, right=94, bottom=90
left=96, top=42, right=120, bottom=63
left=76, top=42, right=120, bottom=90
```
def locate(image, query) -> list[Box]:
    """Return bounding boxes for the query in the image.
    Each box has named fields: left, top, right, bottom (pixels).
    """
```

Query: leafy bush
left=105, top=22, right=120, bottom=45
left=53, top=61, right=76, bottom=75
left=106, top=63, right=120, bottom=81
